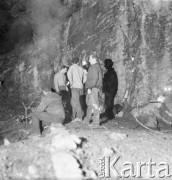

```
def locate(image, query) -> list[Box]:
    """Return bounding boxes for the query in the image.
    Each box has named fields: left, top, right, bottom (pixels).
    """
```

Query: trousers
left=85, top=88, right=100, bottom=124
left=31, top=111, right=64, bottom=134
left=71, top=88, right=83, bottom=119
left=60, top=90, right=72, bottom=115
left=104, top=92, right=116, bottom=119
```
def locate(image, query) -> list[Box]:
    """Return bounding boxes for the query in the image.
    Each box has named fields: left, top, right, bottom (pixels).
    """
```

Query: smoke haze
left=30, top=0, right=68, bottom=37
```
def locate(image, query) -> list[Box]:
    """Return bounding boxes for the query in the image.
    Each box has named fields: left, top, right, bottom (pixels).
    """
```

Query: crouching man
left=30, top=88, right=65, bottom=136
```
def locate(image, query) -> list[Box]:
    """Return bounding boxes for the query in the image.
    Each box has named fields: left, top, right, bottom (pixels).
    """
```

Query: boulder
left=52, top=152, right=82, bottom=180
left=145, top=116, right=158, bottom=128
left=0, top=125, right=87, bottom=180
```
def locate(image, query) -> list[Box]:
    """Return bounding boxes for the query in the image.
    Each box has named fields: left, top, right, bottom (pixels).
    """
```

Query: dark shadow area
left=0, top=1, right=33, bottom=55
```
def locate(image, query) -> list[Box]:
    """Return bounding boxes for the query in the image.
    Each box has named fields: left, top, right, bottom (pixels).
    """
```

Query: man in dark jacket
left=83, top=53, right=103, bottom=127
left=103, top=59, right=118, bottom=120
left=30, top=89, right=65, bottom=135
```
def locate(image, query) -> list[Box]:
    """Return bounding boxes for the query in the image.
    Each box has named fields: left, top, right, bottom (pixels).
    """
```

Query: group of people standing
left=54, top=54, right=118, bottom=127
left=30, top=54, right=118, bottom=136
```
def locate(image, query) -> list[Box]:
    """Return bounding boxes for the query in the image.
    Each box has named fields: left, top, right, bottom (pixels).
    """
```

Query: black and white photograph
left=0, top=0, right=172, bottom=179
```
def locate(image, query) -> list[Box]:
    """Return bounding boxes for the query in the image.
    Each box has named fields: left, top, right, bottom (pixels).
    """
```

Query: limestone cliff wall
left=0, top=0, right=80, bottom=104
left=66, top=0, right=172, bottom=108
left=1, top=0, right=172, bottom=109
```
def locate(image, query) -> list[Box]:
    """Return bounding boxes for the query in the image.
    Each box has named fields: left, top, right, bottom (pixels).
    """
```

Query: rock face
left=0, top=0, right=81, bottom=107
left=1, top=0, right=172, bottom=109
left=66, top=0, right=172, bottom=107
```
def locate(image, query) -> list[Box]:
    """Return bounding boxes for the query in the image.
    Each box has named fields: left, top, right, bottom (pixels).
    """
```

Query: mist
left=30, top=0, right=72, bottom=38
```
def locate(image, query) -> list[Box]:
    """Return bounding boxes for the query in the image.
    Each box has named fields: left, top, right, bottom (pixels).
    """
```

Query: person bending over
left=30, top=88, right=65, bottom=135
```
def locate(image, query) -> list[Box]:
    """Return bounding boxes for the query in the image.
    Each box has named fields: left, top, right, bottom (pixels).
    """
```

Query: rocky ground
left=0, top=105, right=172, bottom=180
left=0, top=82, right=172, bottom=179
left=66, top=115, right=172, bottom=180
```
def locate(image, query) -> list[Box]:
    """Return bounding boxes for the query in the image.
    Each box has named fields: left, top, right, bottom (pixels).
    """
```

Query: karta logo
left=99, top=156, right=171, bottom=178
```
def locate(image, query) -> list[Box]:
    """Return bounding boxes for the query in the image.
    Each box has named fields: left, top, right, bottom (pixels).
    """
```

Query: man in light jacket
left=67, top=57, right=86, bottom=122
left=83, top=53, right=103, bottom=127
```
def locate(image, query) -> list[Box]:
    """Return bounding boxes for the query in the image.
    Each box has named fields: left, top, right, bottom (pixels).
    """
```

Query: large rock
left=52, top=152, right=82, bottom=180
left=159, top=94, right=172, bottom=124
left=0, top=124, right=87, bottom=180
